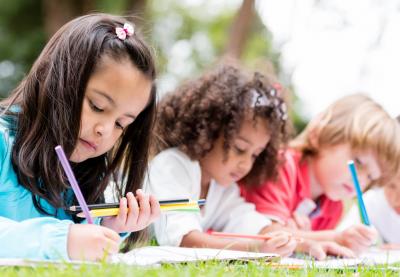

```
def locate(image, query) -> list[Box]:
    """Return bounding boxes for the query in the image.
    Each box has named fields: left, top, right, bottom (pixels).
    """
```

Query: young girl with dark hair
left=147, top=64, right=297, bottom=256
left=0, top=14, right=160, bottom=261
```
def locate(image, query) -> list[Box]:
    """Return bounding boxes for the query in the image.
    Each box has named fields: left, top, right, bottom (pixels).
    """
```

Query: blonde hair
left=290, top=94, right=400, bottom=183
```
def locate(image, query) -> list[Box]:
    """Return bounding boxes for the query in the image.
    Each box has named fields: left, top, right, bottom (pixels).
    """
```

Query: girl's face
left=70, top=57, right=152, bottom=162
left=309, top=143, right=381, bottom=201
left=384, top=179, right=400, bottom=214
left=199, top=117, right=270, bottom=187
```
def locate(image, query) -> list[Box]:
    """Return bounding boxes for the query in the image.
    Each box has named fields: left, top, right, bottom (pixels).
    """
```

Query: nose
left=238, top=156, right=253, bottom=175
left=94, top=121, right=113, bottom=138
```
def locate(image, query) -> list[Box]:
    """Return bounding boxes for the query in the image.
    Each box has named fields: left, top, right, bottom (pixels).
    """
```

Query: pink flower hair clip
left=115, top=23, right=134, bottom=40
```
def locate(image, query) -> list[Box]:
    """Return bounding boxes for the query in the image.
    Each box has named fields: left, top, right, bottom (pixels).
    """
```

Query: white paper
left=280, top=247, right=400, bottom=269
left=111, top=246, right=278, bottom=266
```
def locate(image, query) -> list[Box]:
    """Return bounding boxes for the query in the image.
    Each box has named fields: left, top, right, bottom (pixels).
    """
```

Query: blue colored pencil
left=348, top=160, right=370, bottom=225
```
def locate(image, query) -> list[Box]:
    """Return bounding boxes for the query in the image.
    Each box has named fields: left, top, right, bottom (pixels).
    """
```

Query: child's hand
left=297, top=239, right=355, bottom=260
left=335, top=224, right=378, bottom=253
left=286, top=212, right=312, bottom=231
left=101, top=189, right=161, bottom=234
left=67, top=224, right=120, bottom=261
left=257, top=231, right=297, bottom=257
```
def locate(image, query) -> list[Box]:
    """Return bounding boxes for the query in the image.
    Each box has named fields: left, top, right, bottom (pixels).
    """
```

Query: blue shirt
left=0, top=115, right=101, bottom=260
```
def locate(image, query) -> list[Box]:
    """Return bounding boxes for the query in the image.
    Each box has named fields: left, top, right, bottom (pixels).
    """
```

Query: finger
left=348, top=231, right=371, bottom=248
left=324, top=242, right=356, bottom=258
left=116, top=197, right=128, bottom=224
left=307, top=244, right=326, bottom=261
left=135, top=189, right=150, bottom=226
left=356, top=225, right=378, bottom=242
left=286, top=218, right=298, bottom=230
left=149, top=194, right=161, bottom=221
left=279, top=238, right=297, bottom=257
left=265, top=234, right=291, bottom=249
left=102, top=237, right=120, bottom=255
left=293, top=212, right=305, bottom=229
left=126, top=192, right=140, bottom=225
left=102, top=226, right=121, bottom=242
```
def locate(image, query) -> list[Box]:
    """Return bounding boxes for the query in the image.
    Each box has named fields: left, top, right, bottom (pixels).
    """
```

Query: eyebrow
left=93, top=89, right=136, bottom=119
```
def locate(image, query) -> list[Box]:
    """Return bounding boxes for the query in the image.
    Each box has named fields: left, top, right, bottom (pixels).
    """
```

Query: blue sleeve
left=0, top=216, right=73, bottom=260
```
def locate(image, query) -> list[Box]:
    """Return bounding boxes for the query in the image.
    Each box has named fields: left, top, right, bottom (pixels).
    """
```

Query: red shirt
left=240, top=150, right=343, bottom=230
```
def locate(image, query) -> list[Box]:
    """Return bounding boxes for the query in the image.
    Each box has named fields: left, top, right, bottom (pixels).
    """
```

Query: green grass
left=0, top=261, right=399, bottom=277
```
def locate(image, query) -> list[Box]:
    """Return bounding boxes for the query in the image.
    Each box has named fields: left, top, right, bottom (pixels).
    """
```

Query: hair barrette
left=115, top=23, right=134, bottom=40
left=250, top=89, right=270, bottom=107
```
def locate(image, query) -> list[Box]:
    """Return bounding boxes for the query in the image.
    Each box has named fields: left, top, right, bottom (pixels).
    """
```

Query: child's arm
left=264, top=221, right=377, bottom=254
left=181, top=229, right=296, bottom=257
left=0, top=216, right=120, bottom=261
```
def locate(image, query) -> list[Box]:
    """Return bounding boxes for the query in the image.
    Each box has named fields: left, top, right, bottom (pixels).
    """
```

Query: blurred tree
left=43, top=0, right=94, bottom=37
left=0, top=0, right=306, bottom=132
left=224, top=0, right=254, bottom=59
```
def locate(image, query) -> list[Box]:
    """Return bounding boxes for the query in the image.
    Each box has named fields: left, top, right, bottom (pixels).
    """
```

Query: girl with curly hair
left=146, top=64, right=297, bottom=256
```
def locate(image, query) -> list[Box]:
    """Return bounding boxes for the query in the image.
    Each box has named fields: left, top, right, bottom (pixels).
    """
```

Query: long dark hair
left=1, top=14, right=156, bottom=245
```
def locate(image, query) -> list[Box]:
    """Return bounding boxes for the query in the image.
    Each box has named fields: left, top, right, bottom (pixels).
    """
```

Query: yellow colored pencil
left=77, top=203, right=200, bottom=218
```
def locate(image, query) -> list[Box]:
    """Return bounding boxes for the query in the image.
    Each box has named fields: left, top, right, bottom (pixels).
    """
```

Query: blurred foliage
left=0, top=0, right=307, bottom=133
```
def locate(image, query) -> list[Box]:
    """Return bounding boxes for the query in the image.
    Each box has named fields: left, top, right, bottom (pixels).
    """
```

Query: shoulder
left=151, top=148, right=199, bottom=171
left=275, top=149, right=305, bottom=188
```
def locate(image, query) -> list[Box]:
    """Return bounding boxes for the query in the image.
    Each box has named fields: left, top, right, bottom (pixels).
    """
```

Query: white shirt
left=145, top=148, right=272, bottom=247
left=338, top=188, right=400, bottom=243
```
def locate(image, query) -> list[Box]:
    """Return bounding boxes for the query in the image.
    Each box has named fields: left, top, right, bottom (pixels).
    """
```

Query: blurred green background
left=0, top=0, right=307, bottom=132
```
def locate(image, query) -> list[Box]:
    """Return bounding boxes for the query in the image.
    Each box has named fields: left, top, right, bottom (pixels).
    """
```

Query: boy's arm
left=0, top=216, right=73, bottom=260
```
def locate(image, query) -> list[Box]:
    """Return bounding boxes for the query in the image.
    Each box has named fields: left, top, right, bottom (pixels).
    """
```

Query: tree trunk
left=224, top=0, right=255, bottom=60
left=42, top=0, right=94, bottom=38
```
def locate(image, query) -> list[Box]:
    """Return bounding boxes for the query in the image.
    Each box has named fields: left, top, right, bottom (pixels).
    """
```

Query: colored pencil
left=76, top=202, right=202, bottom=218
left=69, top=199, right=206, bottom=212
left=348, top=160, right=370, bottom=225
left=208, top=231, right=273, bottom=241
left=55, top=145, right=93, bottom=224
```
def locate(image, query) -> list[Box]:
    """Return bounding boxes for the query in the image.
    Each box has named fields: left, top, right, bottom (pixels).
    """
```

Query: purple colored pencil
left=55, top=145, right=93, bottom=224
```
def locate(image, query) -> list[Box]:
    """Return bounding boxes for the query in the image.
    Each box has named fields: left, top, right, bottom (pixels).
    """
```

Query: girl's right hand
left=257, top=231, right=297, bottom=257
left=67, top=224, right=120, bottom=261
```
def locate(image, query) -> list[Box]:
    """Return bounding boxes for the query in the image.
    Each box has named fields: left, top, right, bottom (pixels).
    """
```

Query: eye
left=115, top=121, right=124, bottom=130
left=234, top=145, right=246, bottom=155
left=89, top=100, right=103, bottom=112
left=354, top=157, right=364, bottom=168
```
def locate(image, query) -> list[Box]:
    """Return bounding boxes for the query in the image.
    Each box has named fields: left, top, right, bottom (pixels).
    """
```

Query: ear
left=305, top=114, right=323, bottom=150
left=307, top=126, right=320, bottom=149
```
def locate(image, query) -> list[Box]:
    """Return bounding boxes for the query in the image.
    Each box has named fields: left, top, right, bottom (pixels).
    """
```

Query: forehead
left=88, top=56, right=152, bottom=114
left=236, top=117, right=270, bottom=145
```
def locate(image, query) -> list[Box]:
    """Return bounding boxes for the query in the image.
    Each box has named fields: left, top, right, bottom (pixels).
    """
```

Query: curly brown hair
left=155, top=64, right=289, bottom=186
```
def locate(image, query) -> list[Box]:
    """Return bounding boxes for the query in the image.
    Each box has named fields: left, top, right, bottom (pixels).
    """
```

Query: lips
left=230, top=172, right=244, bottom=182
left=80, top=138, right=97, bottom=152
left=342, top=183, right=355, bottom=194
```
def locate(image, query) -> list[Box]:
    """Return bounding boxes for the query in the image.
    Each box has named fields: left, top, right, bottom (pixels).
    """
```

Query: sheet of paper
left=280, top=247, right=400, bottom=269
left=0, top=258, right=97, bottom=267
left=111, top=246, right=279, bottom=266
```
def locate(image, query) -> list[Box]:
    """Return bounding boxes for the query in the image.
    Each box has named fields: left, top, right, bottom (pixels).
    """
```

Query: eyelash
left=115, top=122, right=124, bottom=130
left=234, top=146, right=246, bottom=155
left=89, top=100, right=103, bottom=113
left=89, top=100, right=125, bottom=130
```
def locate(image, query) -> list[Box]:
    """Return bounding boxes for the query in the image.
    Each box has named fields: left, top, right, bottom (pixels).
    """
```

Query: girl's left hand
left=101, top=189, right=161, bottom=233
